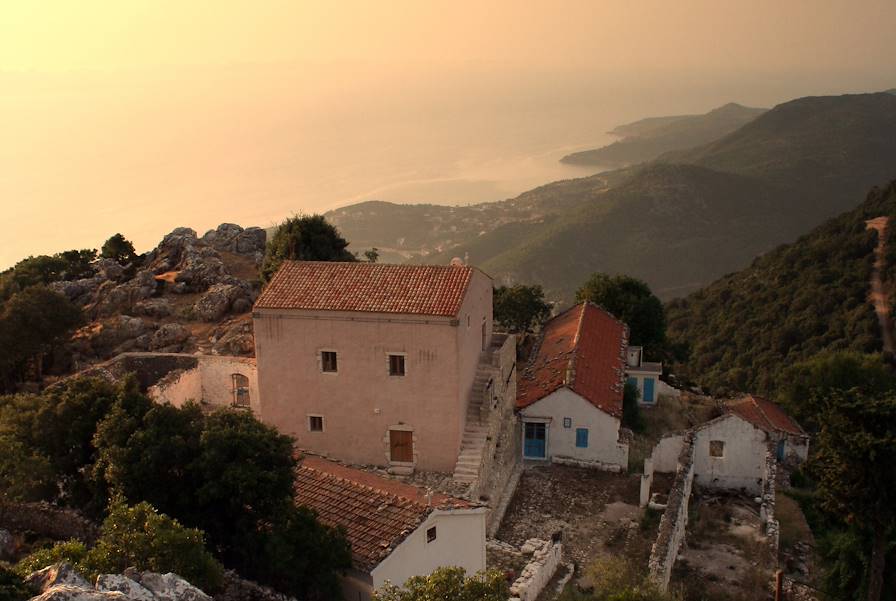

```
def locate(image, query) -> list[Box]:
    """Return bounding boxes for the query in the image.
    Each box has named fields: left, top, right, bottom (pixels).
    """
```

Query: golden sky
left=1, top=1, right=894, bottom=268
left=3, top=0, right=895, bottom=73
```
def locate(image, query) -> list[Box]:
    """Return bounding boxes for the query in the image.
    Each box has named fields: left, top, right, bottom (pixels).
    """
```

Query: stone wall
left=468, top=334, right=522, bottom=535
left=508, top=538, right=563, bottom=601
left=647, top=431, right=696, bottom=590
left=0, top=501, right=99, bottom=544
left=760, top=445, right=779, bottom=558
left=146, top=354, right=259, bottom=413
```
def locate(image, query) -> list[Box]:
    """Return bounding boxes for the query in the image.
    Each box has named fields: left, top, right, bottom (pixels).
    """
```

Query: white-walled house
left=624, top=346, right=664, bottom=405
left=294, top=455, right=487, bottom=601
left=648, top=395, right=808, bottom=494
left=516, top=303, right=629, bottom=469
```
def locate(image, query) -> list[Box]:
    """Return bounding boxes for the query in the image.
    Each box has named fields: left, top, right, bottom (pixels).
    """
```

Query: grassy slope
left=666, top=181, right=896, bottom=397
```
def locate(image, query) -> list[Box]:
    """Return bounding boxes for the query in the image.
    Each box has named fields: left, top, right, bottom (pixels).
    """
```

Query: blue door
left=643, top=378, right=655, bottom=403
left=776, top=439, right=785, bottom=461
left=524, top=422, right=547, bottom=459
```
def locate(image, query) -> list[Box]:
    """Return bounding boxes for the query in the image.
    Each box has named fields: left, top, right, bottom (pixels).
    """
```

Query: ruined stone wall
left=508, top=539, right=563, bottom=601
left=0, top=501, right=99, bottom=544
left=648, top=431, right=696, bottom=590
left=469, top=335, right=521, bottom=535
left=146, top=354, right=259, bottom=414
left=650, top=433, right=685, bottom=473
left=761, top=445, right=779, bottom=558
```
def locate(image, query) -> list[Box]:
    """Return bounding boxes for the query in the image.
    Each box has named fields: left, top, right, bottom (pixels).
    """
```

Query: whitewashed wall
left=692, top=415, right=768, bottom=494
left=372, top=508, right=487, bottom=592
left=520, top=388, right=627, bottom=469
left=650, top=433, right=684, bottom=473
left=148, top=355, right=259, bottom=414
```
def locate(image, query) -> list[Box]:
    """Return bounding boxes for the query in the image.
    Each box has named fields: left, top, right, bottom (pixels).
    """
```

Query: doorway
left=523, top=422, right=547, bottom=459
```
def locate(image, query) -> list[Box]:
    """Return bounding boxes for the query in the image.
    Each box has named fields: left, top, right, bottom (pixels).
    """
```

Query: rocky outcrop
left=25, top=564, right=211, bottom=601
left=150, top=324, right=192, bottom=352
left=193, top=284, right=252, bottom=322
left=210, top=318, right=254, bottom=356
left=0, top=501, right=99, bottom=545
left=201, top=224, right=266, bottom=258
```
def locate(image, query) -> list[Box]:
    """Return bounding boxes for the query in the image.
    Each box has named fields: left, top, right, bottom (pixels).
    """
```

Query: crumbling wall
left=761, top=445, right=779, bottom=557
left=149, top=367, right=202, bottom=407
left=508, top=538, right=562, bottom=601
left=648, top=431, right=695, bottom=590
left=469, top=335, right=521, bottom=535
left=145, top=354, right=259, bottom=413
left=650, top=433, right=684, bottom=473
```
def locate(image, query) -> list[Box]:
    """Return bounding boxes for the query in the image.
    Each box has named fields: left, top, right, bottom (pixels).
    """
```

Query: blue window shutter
left=643, top=378, right=655, bottom=403
left=575, top=428, right=588, bottom=448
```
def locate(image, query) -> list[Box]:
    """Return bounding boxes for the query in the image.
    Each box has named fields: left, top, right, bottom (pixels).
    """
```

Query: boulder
left=95, top=259, right=125, bottom=282
left=150, top=323, right=191, bottom=351
left=212, top=320, right=255, bottom=356
left=235, top=227, right=266, bottom=255
left=50, top=277, right=104, bottom=305
left=137, top=572, right=210, bottom=601
left=133, top=298, right=172, bottom=318
left=26, top=563, right=91, bottom=592
left=192, top=284, right=246, bottom=322
left=95, top=575, right=156, bottom=601
left=29, top=584, right=127, bottom=601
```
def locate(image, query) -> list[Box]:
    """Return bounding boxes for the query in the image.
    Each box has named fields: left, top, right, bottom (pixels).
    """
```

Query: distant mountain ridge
left=560, top=102, right=766, bottom=168
left=328, top=92, right=896, bottom=303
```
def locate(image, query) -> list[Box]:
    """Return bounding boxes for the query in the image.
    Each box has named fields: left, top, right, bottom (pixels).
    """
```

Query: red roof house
left=295, top=455, right=486, bottom=600
left=517, top=303, right=630, bottom=469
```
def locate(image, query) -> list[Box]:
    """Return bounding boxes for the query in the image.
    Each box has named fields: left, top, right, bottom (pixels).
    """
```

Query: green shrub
left=15, top=540, right=88, bottom=577
left=0, top=564, right=35, bottom=601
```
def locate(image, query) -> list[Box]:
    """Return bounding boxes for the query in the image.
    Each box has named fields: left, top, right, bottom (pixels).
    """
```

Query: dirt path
left=866, top=217, right=894, bottom=354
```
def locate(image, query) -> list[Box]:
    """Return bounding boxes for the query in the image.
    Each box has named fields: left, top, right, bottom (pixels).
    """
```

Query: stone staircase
left=453, top=336, right=510, bottom=483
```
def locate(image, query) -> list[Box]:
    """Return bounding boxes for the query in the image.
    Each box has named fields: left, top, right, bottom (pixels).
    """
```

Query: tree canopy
left=575, top=273, right=666, bottom=349
left=493, top=284, right=552, bottom=333
left=100, top=233, right=138, bottom=264
left=261, top=215, right=355, bottom=282
left=374, top=567, right=509, bottom=601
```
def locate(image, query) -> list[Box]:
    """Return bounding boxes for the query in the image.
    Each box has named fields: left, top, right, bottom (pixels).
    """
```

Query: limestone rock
left=26, top=563, right=91, bottom=592
left=235, top=227, right=266, bottom=255
left=29, top=584, right=127, bottom=600
left=150, top=323, right=191, bottom=351
left=192, top=284, right=247, bottom=322
left=137, top=572, right=210, bottom=601
left=94, top=575, right=156, bottom=601
left=133, top=298, right=173, bottom=318
left=96, top=259, right=125, bottom=282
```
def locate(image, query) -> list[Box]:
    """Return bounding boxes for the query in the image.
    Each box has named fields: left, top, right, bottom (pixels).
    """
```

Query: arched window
left=232, top=373, right=250, bottom=407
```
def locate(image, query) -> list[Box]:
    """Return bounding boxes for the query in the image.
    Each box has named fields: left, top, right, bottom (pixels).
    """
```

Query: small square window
left=321, top=351, right=338, bottom=373
left=710, top=440, right=724, bottom=458
left=309, top=416, right=324, bottom=432
left=389, top=354, right=406, bottom=376
left=426, top=526, right=437, bottom=543
left=562, top=417, right=572, bottom=429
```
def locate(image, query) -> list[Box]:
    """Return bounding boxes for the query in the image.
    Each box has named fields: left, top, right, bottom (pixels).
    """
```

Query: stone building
left=253, top=260, right=513, bottom=474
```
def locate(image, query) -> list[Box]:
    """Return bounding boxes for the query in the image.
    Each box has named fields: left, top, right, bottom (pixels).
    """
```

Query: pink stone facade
left=253, top=269, right=493, bottom=472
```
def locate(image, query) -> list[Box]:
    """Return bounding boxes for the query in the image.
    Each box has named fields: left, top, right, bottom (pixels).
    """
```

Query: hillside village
left=1, top=226, right=826, bottom=601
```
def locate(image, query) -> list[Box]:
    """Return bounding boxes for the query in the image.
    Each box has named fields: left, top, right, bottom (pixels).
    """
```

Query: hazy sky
left=1, top=1, right=895, bottom=267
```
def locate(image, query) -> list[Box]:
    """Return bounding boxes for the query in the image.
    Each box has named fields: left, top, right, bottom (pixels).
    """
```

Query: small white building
left=294, top=455, right=487, bottom=601
left=649, top=395, right=809, bottom=494
left=624, top=346, right=664, bottom=405
left=516, top=303, right=629, bottom=470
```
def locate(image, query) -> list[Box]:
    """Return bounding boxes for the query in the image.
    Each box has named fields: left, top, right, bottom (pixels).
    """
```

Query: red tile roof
left=294, top=455, right=477, bottom=572
left=517, top=303, right=628, bottom=417
left=727, top=395, right=806, bottom=437
left=255, top=261, right=477, bottom=316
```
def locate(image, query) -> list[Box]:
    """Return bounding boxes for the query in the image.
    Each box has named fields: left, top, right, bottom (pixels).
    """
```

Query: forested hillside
left=666, top=181, right=896, bottom=396
left=561, top=102, right=765, bottom=167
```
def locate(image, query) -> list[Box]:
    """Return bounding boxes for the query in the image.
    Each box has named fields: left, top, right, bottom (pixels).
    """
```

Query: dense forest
left=666, top=181, right=896, bottom=396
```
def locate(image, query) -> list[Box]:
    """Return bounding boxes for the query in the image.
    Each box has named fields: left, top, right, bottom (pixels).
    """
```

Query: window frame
left=426, top=525, right=437, bottom=543
left=308, top=415, right=325, bottom=433
left=231, top=373, right=250, bottom=407
left=709, top=440, right=725, bottom=458
left=387, top=353, right=407, bottom=377
left=575, top=428, right=589, bottom=448
left=319, top=350, right=338, bottom=374
left=562, top=417, right=572, bottom=428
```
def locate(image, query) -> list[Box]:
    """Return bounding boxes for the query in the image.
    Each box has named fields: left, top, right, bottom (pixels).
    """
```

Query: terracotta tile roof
left=255, top=261, right=477, bottom=316
left=727, top=395, right=806, bottom=437
left=517, top=303, right=628, bottom=417
left=294, top=455, right=476, bottom=572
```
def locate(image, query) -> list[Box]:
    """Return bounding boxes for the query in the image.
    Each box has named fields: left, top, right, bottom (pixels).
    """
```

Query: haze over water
left=2, top=1, right=894, bottom=268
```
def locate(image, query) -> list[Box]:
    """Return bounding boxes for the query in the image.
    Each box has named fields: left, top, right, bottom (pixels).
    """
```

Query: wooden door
left=389, top=430, right=414, bottom=463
